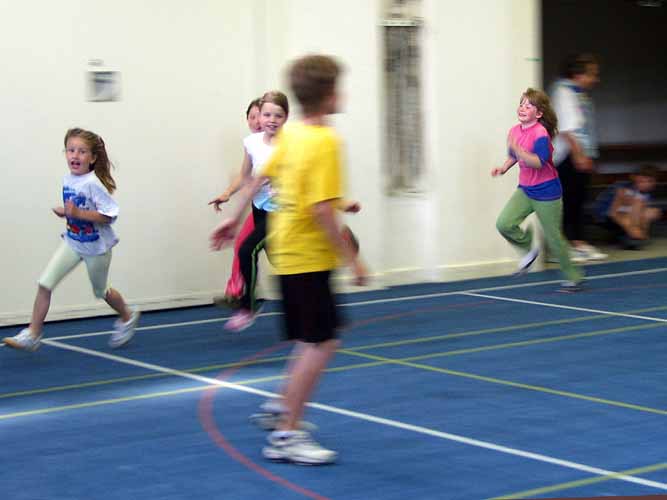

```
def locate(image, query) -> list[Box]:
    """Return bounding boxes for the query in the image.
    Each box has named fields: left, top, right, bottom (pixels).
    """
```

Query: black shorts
left=279, top=271, right=341, bottom=343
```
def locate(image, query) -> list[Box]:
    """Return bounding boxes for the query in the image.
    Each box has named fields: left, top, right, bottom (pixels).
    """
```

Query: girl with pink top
left=492, top=88, right=583, bottom=292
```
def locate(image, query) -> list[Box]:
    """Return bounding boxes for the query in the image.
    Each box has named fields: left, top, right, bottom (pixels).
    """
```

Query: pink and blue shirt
left=508, top=122, right=562, bottom=201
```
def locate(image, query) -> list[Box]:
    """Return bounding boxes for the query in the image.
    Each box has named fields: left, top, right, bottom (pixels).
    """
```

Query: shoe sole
left=224, top=317, right=256, bottom=333
left=109, top=329, right=136, bottom=348
left=109, top=311, right=141, bottom=348
left=2, top=337, right=41, bottom=352
left=514, top=251, right=539, bottom=276
left=262, top=447, right=336, bottom=465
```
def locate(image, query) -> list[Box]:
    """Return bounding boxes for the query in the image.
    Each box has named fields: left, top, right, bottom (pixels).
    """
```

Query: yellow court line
left=489, top=462, right=667, bottom=499
left=337, top=349, right=667, bottom=416
left=0, top=361, right=390, bottom=420
left=235, top=360, right=389, bottom=386
left=347, top=304, right=667, bottom=352
left=0, top=354, right=292, bottom=400
left=399, top=322, right=667, bottom=362
left=241, top=323, right=667, bottom=408
left=3, top=314, right=667, bottom=420
left=347, top=315, right=610, bottom=351
left=5, top=304, right=666, bottom=401
left=0, top=385, right=215, bottom=420
left=3, top=304, right=667, bottom=420
left=4, top=341, right=664, bottom=419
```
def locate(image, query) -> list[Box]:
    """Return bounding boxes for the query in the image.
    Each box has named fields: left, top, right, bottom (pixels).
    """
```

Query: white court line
left=5, top=265, right=665, bottom=344
left=460, top=292, right=667, bottom=324
left=46, top=312, right=283, bottom=342
left=339, top=266, right=667, bottom=308
left=35, top=338, right=667, bottom=491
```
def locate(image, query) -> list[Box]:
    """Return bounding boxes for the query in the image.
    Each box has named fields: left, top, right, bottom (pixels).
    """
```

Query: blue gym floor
left=2, top=258, right=667, bottom=500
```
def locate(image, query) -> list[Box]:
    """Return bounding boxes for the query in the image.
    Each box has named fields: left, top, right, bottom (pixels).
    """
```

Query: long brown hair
left=64, top=128, right=117, bottom=193
left=522, top=88, right=558, bottom=139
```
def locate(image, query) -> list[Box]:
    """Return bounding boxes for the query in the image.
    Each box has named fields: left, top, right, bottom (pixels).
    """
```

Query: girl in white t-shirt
left=209, top=91, right=289, bottom=332
left=209, top=97, right=262, bottom=308
left=2, top=128, right=139, bottom=352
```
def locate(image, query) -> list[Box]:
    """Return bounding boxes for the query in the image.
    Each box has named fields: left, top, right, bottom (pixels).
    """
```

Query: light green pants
left=496, top=189, right=583, bottom=283
left=38, top=241, right=112, bottom=298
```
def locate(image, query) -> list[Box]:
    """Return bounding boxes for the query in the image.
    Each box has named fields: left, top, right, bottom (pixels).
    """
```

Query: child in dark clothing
left=596, top=164, right=663, bottom=249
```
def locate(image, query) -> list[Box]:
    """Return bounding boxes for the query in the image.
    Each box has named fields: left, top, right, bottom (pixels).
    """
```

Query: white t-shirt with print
left=61, top=172, right=119, bottom=256
left=243, top=132, right=278, bottom=212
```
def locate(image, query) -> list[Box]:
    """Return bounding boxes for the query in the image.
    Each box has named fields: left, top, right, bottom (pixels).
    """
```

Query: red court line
left=198, top=341, right=333, bottom=500
left=197, top=299, right=495, bottom=498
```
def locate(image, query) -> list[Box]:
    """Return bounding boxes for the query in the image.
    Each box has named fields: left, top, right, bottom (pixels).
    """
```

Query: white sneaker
left=250, top=399, right=317, bottom=431
left=557, top=281, right=584, bottom=293
left=109, top=309, right=140, bottom=348
left=263, top=430, right=337, bottom=465
left=260, top=398, right=286, bottom=414
left=577, top=243, right=608, bottom=261
left=515, top=247, right=539, bottom=275
left=569, top=248, right=588, bottom=263
left=2, top=328, right=43, bottom=352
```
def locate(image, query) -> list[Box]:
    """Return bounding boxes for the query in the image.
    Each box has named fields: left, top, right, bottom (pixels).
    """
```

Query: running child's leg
left=496, top=189, right=534, bottom=251
left=84, top=250, right=139, bottom=347
left=237, top=207, right=267, bottom=312
left=533, top=198, right=583, bottom=284
left=3, top=242, right=80, bottom=350
left=224, top=211, right=255, bottom=298
left=280, top=339, right=338, bottom=430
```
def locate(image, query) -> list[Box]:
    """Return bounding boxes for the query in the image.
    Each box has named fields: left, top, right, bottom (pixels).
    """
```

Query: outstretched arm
left=210, top=174, right=267, bottom=250
left=561, top=132, right=593, bottom=172
left=312, top=200, right=367, bottom=286
left=208, top=151, right=253, bottom=211
left=491, top=157, right=517, bottom=177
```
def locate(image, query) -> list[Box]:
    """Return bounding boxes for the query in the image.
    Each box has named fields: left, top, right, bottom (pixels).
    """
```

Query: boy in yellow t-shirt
left=210, top=54, right=367, bottom=465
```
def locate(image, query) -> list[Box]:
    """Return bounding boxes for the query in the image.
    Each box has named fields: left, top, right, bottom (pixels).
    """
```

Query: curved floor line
left=198, top=341, right=333, bottom=500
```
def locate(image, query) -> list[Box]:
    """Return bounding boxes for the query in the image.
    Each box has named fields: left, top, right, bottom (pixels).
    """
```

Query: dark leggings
left=238, top=205, right=267, bottom=311
left=558, top=155, right=591, bottom=242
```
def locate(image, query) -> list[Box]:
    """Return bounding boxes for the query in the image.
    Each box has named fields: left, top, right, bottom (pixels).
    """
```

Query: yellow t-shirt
left=261, top=122, right=343, bottom=275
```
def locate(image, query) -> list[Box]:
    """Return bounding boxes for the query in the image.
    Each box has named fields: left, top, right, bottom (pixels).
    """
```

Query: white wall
left=0, top=0, right=541, bottom=325
left=383, top=0, right=542, bottom=282
left=0, top=0, right=250, bottom=324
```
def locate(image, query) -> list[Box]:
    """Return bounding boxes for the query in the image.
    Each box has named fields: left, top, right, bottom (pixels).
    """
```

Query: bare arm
left=491, top=157, right=517, bottom=177
left=561, top=132, right=593, bottom=172
left=53, top=201, right=113, bottom=224
left=210, top=174, right=267, bottom=250
left=607, top=187, right=627, bottom=221
left=508, top=137, right=542, bottom=169
left=208, top=151, right=254, bottom=211
left=312, top=199, right=367, bottom=285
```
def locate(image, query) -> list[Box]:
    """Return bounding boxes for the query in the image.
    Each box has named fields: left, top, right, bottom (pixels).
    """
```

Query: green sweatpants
left=496, top=189, right=583, bottom=283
